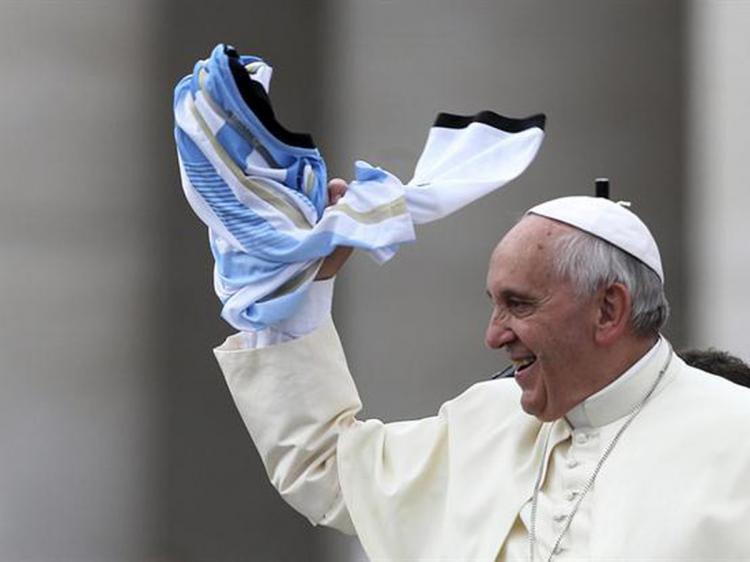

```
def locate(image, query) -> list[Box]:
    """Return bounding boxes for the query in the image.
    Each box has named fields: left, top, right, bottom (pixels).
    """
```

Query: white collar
left=565, top=338, right=665, bottom=429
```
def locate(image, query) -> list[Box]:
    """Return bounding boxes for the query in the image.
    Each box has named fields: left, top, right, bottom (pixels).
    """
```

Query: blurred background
left=0, top=0, right=747, bottom=560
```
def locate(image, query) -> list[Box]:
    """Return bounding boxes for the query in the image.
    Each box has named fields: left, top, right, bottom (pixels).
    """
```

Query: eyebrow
left=486, top=288, right=536, bottom=302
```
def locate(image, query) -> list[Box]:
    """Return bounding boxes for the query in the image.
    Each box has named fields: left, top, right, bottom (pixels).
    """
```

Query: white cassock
left=215, top=289, right=750, bottom=561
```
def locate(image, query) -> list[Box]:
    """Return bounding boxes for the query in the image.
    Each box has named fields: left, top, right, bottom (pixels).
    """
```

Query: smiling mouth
left=512, top=356, right=537, bottom=373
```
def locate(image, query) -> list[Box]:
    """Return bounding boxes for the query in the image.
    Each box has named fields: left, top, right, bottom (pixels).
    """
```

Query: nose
left=485, top=308, right=516, bottom=349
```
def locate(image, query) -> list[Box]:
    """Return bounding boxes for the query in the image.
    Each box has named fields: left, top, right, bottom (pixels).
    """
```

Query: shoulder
left=437, top=378, right=533, bottom=432
left=670, top=357, right=750, bottom=418
left=443, top=378, right=521, bottom=410
left=660, top=357, right=750, bottom=473
left=653, top=356, right=750, bottom=448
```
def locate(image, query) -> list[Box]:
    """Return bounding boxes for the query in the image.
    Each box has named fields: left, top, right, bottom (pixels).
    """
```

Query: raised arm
left=215, top=307, right=360, bottom=534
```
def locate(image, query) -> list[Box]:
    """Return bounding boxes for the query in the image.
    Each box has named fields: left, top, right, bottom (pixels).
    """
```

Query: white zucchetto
left=527, top=196, right=664, bottom=282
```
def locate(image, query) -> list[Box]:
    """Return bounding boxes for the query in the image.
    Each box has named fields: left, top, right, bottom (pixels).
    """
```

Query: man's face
left=485, top=215, right=599, bottom=421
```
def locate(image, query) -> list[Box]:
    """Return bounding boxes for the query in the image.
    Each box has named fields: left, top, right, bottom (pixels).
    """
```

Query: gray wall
left=9, top=1, right=745, bottom=561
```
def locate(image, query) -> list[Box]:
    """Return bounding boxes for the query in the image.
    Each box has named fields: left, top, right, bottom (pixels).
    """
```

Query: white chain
left=528, top=346, right=673, bottom=562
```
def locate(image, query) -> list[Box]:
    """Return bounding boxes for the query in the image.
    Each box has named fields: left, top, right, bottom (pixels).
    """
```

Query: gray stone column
left=686, top=0, right=750, bottom=361
left=0, top=1, right=165, bottom=560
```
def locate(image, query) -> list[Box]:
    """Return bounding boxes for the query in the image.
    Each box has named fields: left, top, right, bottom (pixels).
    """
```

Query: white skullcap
left=527, top=196, right=664, bottom=282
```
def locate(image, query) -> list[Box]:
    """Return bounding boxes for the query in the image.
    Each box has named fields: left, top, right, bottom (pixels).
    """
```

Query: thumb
left=327, top=178, right=348, bottom=205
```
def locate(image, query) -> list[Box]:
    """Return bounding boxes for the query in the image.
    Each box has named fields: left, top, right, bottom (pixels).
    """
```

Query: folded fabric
left=173, top=44, right=546, bottom=331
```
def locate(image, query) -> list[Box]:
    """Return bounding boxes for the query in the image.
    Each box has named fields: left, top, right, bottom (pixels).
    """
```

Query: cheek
left=547, top=303, right=594, bottom=347
left=526, top=322, right=586, bottom=381
left=516, top=300, right=593, bottom=359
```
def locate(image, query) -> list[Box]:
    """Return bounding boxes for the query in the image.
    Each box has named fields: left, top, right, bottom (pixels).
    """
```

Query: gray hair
left=550, top=228, right=670, bottom=337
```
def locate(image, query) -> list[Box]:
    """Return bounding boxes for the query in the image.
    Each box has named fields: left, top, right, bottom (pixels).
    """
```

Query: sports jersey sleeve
left=239, top=278, right=335, bottom=349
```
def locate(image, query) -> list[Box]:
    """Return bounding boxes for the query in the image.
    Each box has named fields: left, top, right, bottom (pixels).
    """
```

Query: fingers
left=327, top=178, right=348, bottom=205
left=315, top=178, right=352, bottom=280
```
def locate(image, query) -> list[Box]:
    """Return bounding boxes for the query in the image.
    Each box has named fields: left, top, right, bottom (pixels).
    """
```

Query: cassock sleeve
left=214, top=312, right=463, bottom=549
left=214, top=315, right=361, bottom=534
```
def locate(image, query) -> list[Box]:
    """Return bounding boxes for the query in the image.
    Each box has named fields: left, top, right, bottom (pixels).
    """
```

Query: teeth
left=513, top=357, right=536, bottom=369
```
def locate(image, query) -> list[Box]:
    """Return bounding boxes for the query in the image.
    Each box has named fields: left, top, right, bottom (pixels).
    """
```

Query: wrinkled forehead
left=492, top=215, right=576, bottom=260
left=487, top=215, right=574, bottom=284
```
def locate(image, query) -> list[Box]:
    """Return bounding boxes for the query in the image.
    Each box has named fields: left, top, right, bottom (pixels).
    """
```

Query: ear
left=594, top=282, right=631, bottom=346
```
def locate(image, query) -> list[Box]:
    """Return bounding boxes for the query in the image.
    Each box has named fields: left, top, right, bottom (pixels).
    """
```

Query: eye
left=507, top=298, right=534, bottom=317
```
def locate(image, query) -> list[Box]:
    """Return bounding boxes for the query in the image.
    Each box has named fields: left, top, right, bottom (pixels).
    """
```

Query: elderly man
left=216, top=193, right=750, bottom=561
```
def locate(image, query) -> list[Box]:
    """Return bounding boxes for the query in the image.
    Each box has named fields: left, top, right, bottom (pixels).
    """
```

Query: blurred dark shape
left=595, top=177, right=610, bottom=199
left=679, top=347, right=750, bottom=388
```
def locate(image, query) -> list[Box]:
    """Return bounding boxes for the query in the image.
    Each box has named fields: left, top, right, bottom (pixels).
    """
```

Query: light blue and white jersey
left=174, top=44, right=545, bottom=330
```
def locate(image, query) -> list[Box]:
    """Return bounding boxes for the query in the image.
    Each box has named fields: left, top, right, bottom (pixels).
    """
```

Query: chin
left=535, top=410, right=563, bottom=422
left=520, top=395, right=561, bottom=422
left=519, top=394, right=544, bottom=418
